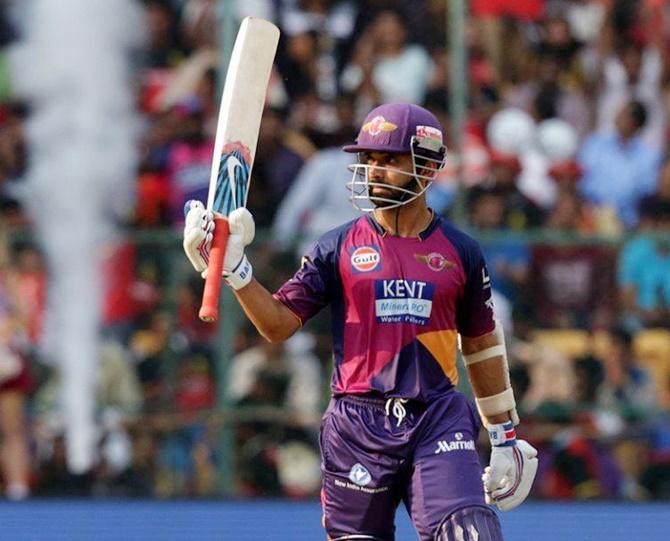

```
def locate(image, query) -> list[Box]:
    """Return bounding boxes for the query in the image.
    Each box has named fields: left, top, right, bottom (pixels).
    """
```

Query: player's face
left=347, top=148, right=439, bottom=211
left=362, top=151, right=415, bottom=201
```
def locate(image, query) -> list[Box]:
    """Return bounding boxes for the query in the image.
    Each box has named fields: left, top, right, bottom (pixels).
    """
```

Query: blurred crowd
left=1, top=0, right=670, bottom=502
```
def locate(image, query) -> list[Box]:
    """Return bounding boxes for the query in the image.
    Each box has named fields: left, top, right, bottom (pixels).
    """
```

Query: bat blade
left=199, top=17, right=280, bottom=323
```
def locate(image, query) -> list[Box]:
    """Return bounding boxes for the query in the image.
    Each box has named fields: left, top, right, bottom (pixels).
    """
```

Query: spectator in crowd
left=545, top=153, right=602, bottom=233
left=470, top=152, right=546, bottom=230
left=617, top=199, right=670, bottom=330
left=340, top=9, right=431, bottom=107
left=596, top=327, right=657, bottom=416
left=578, top=100, right=662, bottom=228
left=545, top=181, right=596, bottom=234
left=470, top=0, right=544, bottom=83
left=276, top=30, right=321, bottom=101
left=505, top=18, right=590, bottom=139
left=174, top=351, right=216, bottom=414
left=180, top=0, right=218, bottom=51
left=593, top=1, right=668, bottom=149
left=0, top=101, right=29, bottom=227
left=165, top=99, right=214, bottom=224
left=639, top=156, right=670, bottom=213
left=0, top=235, right=33, bottom=500
left=574, top=355, right=605, bottom=409
left=11, top=243, right=46, bottom=350
left=141, top=0, right=186, bottom=69
left=175, top=278, right=218, bottom=348
left=640, top=420, right=670, bottom=499
left=297, top=91, right=359, bottom=150
left=562, top=0, right=606, bottom=45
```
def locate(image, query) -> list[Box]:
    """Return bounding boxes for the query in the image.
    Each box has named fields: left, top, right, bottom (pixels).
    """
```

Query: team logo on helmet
left=362, top=116, right=398, bottom=137
left=351, top=246, right=381, bottom=273
left=414, top=252, right=455, bottom=272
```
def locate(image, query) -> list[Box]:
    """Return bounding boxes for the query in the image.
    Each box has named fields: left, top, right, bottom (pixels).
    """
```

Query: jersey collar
left=365, top=210, right=438, bottom=240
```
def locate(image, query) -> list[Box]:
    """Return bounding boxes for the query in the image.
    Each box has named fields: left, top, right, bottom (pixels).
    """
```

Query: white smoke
left=8, top=0, right=143, bottom=473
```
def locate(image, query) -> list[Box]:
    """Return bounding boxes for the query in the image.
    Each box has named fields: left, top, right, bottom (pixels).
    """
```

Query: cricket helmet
left=343, top=103, right=447, bottom=211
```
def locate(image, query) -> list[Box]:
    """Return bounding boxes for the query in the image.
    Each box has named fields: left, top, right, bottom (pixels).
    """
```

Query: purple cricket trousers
left=320, top=390, right=495, bottom=540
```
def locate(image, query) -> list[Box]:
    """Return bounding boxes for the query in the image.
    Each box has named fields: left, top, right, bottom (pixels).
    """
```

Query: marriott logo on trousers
left=434, top=433, right=475, bottom=454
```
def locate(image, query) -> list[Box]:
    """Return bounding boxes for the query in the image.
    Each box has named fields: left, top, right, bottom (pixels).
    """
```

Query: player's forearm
left=466, top=359, right=513, bottom=424
left=233, top=278, right=301, bottom=343
left=461, top=326, right=518, bottom=425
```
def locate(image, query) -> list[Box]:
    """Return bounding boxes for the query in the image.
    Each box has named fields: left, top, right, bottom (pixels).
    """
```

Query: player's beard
left=369, top=176, right=420, bottom=207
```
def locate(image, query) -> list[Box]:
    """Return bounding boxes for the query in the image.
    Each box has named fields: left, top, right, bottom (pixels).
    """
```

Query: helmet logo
left=362, top=116, right=398, bottom=137
left=416, top=125, right=443, bottom=143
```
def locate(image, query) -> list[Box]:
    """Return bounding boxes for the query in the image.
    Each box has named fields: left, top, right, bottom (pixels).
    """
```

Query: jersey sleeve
left=456, top=239, right=496, bottom=337
left=273, top=237, right=339, bottom=325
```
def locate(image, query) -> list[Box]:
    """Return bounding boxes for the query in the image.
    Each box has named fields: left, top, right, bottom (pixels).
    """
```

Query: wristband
left=487, top=421, right=517, bottom=447
left=224, top=254, right=253, bottom=290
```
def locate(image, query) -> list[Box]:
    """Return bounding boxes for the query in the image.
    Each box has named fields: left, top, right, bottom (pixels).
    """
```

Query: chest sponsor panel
left=374, top=279, right=435, bottom=326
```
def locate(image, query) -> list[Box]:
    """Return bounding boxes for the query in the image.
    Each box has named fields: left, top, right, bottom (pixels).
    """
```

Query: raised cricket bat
left=199, top=17, right=280, bottom=322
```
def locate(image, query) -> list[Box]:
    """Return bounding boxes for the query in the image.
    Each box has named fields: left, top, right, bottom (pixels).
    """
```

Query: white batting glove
left=183, top=200, right=214, bottom=275
left=182, top=200, right=255, bottom=289
left=482, top=422, right=538, bottom=512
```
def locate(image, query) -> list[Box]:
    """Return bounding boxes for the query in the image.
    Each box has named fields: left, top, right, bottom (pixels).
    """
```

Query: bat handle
left=199, top=215, right=230, bottom=322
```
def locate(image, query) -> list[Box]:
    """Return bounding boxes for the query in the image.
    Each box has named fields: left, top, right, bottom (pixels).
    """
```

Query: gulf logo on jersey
left=350, top=245, right=381, bottom=273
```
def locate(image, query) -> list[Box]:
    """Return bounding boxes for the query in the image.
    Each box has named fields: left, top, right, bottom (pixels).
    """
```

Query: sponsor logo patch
left=374, top=279, right=434, bottom=326
left=348, top=463, right=371, bottom=486
left=350, top=245, right=381, bottom=273
left=414, top=252, right=456, bottom=272
left=416, top=125, right=443, bottom=143
left=416, top=125, right=444, bottom=152
left=434, top=433, right=476, bottom=454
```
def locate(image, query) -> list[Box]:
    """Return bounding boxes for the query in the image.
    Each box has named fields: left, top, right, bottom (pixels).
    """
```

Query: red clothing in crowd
left=471, top=0, right=544, bottom=20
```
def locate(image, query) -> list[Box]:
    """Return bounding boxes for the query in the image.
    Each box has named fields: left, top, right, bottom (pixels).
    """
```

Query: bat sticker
left=213, top=141, right=252, bottom=215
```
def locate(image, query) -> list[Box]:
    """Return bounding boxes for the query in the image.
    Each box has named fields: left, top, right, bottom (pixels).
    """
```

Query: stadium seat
left=531, top=329, right=590, bottom=359
left=633, top=329, right=670, bottom=408
left=591, top=330, right=612, bottom=360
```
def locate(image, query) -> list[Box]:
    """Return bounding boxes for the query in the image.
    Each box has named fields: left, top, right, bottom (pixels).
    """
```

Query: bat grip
left=199, top=216, right=230, bottom=322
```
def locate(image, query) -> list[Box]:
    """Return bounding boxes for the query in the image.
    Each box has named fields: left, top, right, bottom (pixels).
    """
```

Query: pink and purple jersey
left=274, top=214, right=495, bottom=401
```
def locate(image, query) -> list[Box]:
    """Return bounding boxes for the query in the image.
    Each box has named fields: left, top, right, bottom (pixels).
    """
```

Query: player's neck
left=373, top=201, right=433, bottom=238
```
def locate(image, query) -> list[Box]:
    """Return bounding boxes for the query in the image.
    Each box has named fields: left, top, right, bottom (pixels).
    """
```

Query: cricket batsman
left=183, top=103, right=538, bottom=540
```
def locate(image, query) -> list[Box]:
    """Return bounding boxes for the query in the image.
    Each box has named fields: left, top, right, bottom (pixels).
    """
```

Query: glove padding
left=482, top=440, right=538, bottom=512
left=183, top=200, right=255, bottom=278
